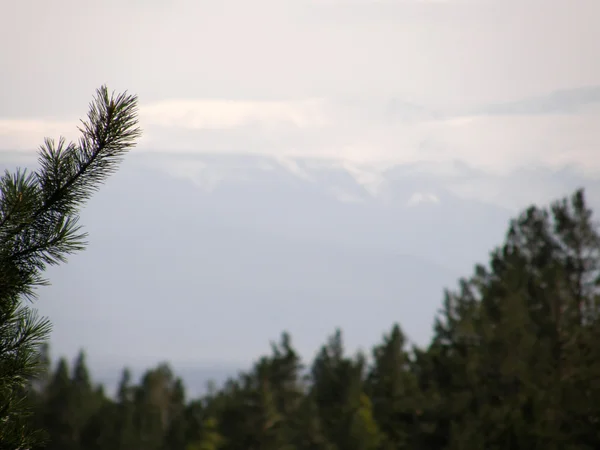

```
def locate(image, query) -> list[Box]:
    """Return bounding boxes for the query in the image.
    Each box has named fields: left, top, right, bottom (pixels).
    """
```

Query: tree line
left=24, top=189, right=600, bottom=449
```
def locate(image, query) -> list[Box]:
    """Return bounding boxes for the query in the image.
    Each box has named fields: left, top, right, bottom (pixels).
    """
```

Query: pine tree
left=310, top=329, right=370, bottom=449
left=79, top=394, right=118, bottom=450
left=133, top=363, right=180, bottom=450
left=0, top=85, right=141, bottom=448
left=366, top=324, right=419, bottom=449
left=291, top=393, right=335, bottom=450
left=114, top=367, right=137, bottom=450
left=42, top=358, right=75, bottom=450
left=425, top=189, right=600, bottom=449
left=162, top=378, right=187, bottom=450
left=186, top=416, right=225, bottom=450
left=70, top=351, right=101, bottom=445
left=348, top=393, right=383, bottom=450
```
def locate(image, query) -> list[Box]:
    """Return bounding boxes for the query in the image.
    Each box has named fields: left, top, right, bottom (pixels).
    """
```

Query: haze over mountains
left=3, top=149, right=600, bottom=396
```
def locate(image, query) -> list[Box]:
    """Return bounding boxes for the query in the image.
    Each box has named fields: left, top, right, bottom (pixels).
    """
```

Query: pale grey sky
left=2, top=0, right=600, bottom=188
left=2, top=0, right=598, bottom=108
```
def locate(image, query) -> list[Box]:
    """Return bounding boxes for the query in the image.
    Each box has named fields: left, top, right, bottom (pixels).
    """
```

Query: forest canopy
left=23, top=188, right=600, bottom=450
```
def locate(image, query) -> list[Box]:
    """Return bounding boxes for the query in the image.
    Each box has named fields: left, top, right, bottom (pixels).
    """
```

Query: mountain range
left=1, top=149, right=599, bottom=397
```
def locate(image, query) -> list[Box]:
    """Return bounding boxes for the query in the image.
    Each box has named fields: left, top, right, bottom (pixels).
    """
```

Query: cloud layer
left=3, top=89, right=599, bottom=180
left=1, top=0, right=599, bottom=208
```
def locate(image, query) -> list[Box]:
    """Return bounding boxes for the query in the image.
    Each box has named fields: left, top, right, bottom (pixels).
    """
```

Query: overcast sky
left=2, top=0, right=600, bottom=182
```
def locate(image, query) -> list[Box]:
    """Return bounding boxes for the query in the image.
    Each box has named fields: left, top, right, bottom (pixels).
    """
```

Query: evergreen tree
left=0, top=85, right=141, bottom=448
left=42, top=358, right=75, bottom=450
left=310, top=329, right=371, bottom=449
left=133, top=363, right=181, bottom=450
left=79, top=394, right=117, bottom=450
left=162, top=378, right=188, bottom=450
left=184, top=406, right=224, bottom=450
left=366, top=324, right=419, bottom=449
left=429, top=189, right=600, bottom=448
left=114, top=368, right=137, bottom=450
left=70, top=351, right=99, bottom=440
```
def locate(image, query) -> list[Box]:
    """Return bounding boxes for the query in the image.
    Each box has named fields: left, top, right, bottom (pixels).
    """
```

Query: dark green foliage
left=21, top=188, right=600, bottom=449
left=366, top=325, right=419, bottom=449
left=0, top=86, right=140, bottom=448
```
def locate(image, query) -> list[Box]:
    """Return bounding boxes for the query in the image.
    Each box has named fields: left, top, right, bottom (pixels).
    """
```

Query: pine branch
left=17, top=86, right=140, bottom=230
left=0, top=85, right=141, bottom=300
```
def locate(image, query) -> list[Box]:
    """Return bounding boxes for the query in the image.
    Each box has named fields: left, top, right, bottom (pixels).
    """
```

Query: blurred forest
left=25, top=189, right=600, bottom=449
